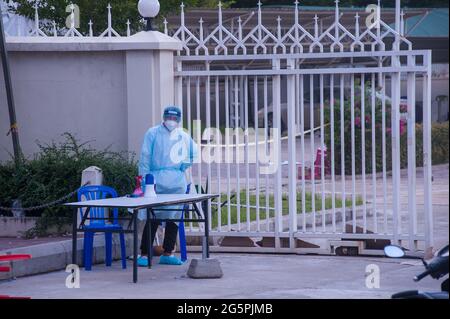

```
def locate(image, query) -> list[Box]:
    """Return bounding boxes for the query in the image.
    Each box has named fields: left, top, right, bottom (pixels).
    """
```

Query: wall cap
left=5, top=31, right=182, bottom=52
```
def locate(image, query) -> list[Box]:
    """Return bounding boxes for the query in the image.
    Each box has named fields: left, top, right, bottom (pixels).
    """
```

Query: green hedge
left=0, top=133, right=138, bottom=237
left=324, top=78, right=449, bottom=175
left=408, top=122, right=449, bottom=166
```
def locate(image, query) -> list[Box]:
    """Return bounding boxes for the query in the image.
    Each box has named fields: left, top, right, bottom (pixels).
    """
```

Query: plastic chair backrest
left=182, top=184, right=192, bottom=218
left=77, top=185, right=119, bottom=225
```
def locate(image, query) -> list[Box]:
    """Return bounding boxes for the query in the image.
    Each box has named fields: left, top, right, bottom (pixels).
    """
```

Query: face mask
left=164, top=120, right=178, bottom=131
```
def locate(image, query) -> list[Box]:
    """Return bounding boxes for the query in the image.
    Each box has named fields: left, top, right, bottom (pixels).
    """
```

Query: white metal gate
left=169, top=1, right=433, bottom=254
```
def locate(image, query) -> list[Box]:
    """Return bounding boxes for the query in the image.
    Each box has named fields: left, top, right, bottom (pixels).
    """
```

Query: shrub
left=324, top=78, right=394, bottom=175
left=407, top=121, right=449, bottom=166
left=324, top=78, right=449, bottom=175
left=0, top=133, right=138, bottom=237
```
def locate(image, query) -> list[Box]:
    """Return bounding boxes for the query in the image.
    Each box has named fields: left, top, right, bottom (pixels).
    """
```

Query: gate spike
left=99, top=3, right=120, bottom=38
left=180, top=2, right=185, bottom=27
left=237, top=16, right=243, bottom=41
left=355, top=13, right=360, bottom=37
left=70, top=3, right=75, bottom=30
left=313, top=14, right=319, bottom=38
left=163, top=18, right=168, bottom=35
left=400, top=10, right=405, bottom=36
left=218, top=1, right=223, bottom=27
left=277, top=16, right=282, bottom=40
left=257, top=0, right=262, bottom=26
left=31, top=1, right=48, bottom=37
left=334, top=0, right=340, bottom=39
left=53, top=20, right=57, bottom=37
left=335, top=0, right=340, bottom=20
left=126, top=19, right=131, bottom=37
left=34, top=2, right=39, bottom=36
left=199, top=17, right=204, bottom=42
left=107, top=3, right=112, bottom=36
left=88, top=20, right=93, bottom=37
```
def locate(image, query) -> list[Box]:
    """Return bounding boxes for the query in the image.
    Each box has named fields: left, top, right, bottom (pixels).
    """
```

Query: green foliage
left=211, top=190, right=362, bottom=229
left=324, top=78, right=449, bottom=175
left=0, top=133, right=138, bottom=237
left=9, top=0, right=445, bottom=36
left=232, top=0, right=448, bottom=8
left=10, top=0, right=234, bottom=36
left=324, top=78, right=395, bottom=175
left=407, top=121, right=449, bottom=166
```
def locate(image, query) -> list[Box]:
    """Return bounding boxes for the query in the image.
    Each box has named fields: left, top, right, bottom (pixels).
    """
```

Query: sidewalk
left=0, top=252, right=440, bottom=299
left=0, top=235, right=77, bottom=251
left=0, top=165, right=447, bottom=298
left=1, top=205, right=447, bottom=299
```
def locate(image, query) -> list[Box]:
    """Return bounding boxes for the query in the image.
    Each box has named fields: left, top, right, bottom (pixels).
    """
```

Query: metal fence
left=169, top=1, right=433, bottom=254
left=5, top=1, right=434, bottom=254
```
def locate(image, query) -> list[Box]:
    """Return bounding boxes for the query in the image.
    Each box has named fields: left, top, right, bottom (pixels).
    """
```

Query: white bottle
left=144, top=174, right=157, bottom=198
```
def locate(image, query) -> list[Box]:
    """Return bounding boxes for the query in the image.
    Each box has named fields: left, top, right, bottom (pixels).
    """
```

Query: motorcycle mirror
left=437, top=245, right=449, bottom=258
left=384, top=245, right=405, bottom=258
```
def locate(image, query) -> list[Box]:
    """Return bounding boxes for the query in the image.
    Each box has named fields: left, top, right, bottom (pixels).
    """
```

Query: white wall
left=0, top=51, right=128, bottom=161
left=0, top=32, right=181, bottom=163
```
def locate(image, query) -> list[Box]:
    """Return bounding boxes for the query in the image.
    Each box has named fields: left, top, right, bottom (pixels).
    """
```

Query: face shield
left=163, top=107, right=182, bottom=131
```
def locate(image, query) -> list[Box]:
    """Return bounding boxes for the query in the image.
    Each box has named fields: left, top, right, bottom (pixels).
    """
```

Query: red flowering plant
left=324, top=77, right=409, bottom=175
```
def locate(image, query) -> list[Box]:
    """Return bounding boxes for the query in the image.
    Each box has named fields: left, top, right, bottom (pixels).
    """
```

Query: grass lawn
left=192, top=191, right=363, bottom=229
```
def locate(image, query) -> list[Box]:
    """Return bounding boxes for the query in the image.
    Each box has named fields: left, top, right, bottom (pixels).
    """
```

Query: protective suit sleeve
left=180, top=134, right=198, bottom=172
left=138, top=129, right=154, bottom=177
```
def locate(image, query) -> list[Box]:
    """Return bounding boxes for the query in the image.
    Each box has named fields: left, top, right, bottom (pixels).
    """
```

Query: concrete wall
left=384, top=63, right=449, bottom=123
left=0, top=217, right=37, bottom=237
left=0, top=32, right=181, bottom=163
left=0, top=50, right=128, bottom=161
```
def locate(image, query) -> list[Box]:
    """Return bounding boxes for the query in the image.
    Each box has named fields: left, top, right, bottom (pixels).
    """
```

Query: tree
left=231, top=0, right=449, bottom=8
left=9, top=0, right=447, bottom=35
left=9, top=0, right=234, bottom=36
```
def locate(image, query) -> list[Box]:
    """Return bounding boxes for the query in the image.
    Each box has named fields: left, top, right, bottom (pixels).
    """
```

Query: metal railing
left=172, top=1, right=433, bottom=253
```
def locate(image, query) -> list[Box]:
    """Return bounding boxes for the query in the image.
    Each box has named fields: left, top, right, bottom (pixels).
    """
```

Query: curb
left=0, top=234, right=133, bottom=280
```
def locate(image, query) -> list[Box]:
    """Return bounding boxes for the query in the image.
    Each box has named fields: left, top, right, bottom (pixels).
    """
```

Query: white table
left=64, top=193, right=218, bottom=283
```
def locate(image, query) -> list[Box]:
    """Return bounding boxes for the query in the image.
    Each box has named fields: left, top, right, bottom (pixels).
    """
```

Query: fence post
left=391, top=67, right=402, bottom=245
left=287, top=58, right=297, bottom=249
left=391, top=0, right=402, bottom=245
left=125, top=31, right=182, bottom=158
left=423, top=51, right=434, bottom=250
left=272, top=58, right=283, bottom=248
left=407, top=54, right=417, bottom=251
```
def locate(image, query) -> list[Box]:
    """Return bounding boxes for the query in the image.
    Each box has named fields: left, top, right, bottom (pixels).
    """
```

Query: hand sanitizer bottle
left=144, top=174, right=157, bottom=198
left=131, top=176, right=144, bottom=198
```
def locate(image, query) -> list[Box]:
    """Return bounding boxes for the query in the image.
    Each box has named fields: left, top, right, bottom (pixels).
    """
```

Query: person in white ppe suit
left=137, top=106, right=197, bottom=267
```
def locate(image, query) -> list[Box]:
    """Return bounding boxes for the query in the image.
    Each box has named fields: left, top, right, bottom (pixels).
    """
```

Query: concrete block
left=0, top=217, right=38, bottom=237
left=255, top=237, right=320, bottom=248
left=187, top=258, right=223, bottom=279
left=343, top=224, right=391, bottom=249
left=219, top=236, right=256, bottom=247
left=184, top=235, right=215, bottom=246
left=0, top=234, right=133, bottom=279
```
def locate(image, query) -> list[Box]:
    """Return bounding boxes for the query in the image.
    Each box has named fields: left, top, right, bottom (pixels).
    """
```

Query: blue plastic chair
left=78, top=185, right=127, bottom=271
left=178, top=184, right=191, bottom=262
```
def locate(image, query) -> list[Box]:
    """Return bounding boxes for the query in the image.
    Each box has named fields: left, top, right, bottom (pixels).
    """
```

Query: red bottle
left=131, top=176, right=144, bottom=197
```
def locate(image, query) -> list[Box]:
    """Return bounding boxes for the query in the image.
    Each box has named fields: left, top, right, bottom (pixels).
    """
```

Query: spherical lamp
left=138, top=0, right=160, bottom=31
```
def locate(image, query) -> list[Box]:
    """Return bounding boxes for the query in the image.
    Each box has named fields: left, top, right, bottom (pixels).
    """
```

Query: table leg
left=133, top=210, right=138, bottom=283
left=193, top=202, right=209, bottom=260
left=147, top=209, right=152, bottom=269
left=204, top=203, right=210, bottom=259
left=72, top=207, right=77, bottom=266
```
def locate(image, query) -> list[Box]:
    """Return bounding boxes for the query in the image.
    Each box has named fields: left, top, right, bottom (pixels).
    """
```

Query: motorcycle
left=384, top=244, right=449, bottom=299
